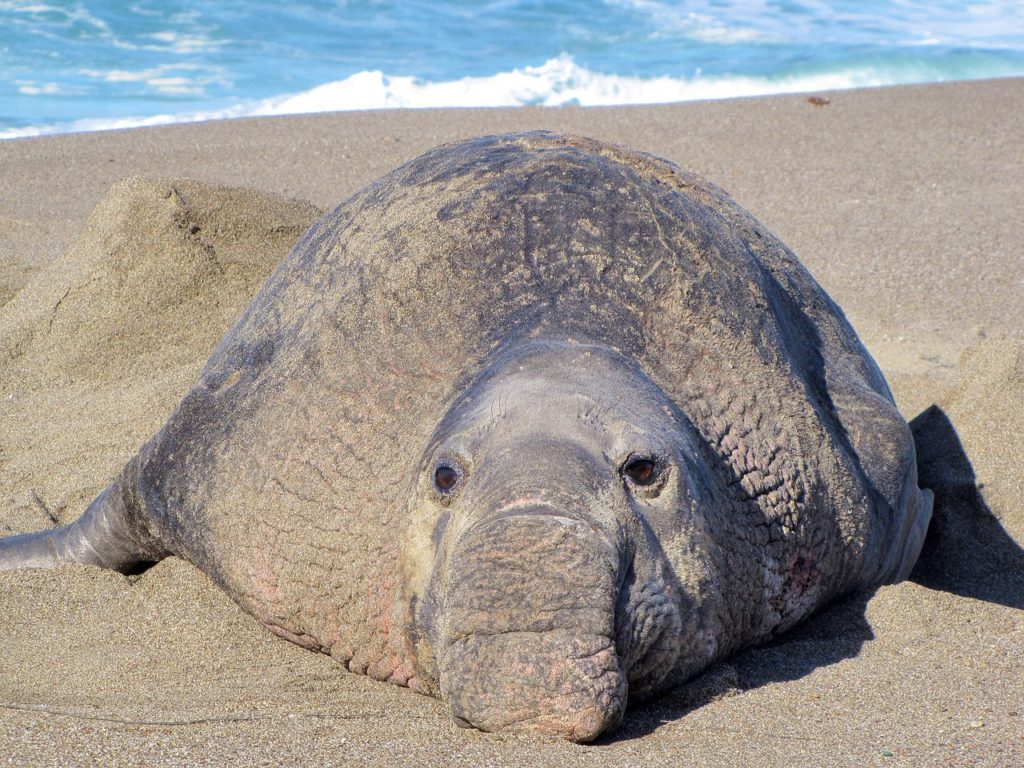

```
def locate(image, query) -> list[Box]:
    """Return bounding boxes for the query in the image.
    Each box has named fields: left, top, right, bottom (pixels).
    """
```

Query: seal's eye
left=434, top=464, right=460, bottom=493
left=623, top=457, right=658, bottom=486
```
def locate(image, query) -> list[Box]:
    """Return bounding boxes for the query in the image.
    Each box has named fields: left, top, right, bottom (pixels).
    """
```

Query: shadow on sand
left=906, top=405, right=1024, bottom=609
left=611, top=404, right=1024, bottom=742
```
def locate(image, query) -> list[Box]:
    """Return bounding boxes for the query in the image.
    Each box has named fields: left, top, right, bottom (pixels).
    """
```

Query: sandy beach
left=1, top=79, right=1021, bottom=766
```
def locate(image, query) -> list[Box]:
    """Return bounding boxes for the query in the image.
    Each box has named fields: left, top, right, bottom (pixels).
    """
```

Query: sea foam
left=0, top=55, right=896, bottom=140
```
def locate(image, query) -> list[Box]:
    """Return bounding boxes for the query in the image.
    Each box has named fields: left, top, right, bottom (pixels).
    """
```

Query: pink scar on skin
left=244, top=550, right=284, bottom=604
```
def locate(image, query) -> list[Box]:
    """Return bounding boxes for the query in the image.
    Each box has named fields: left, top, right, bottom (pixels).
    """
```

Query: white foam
left=613, top=0, right=1024, bottom=47
left=146, top=30, right=221, bottom=54
left=236, top=54, right=889, bottom=112
left=76, top=63, right=229, bottom=96
left=16, top=82, right=65, bottom=96
left=608, top=0, right=770, bottom=44
left=0, top=54, right=968, bottom=140
left=248, top=55, right=881, bottom=114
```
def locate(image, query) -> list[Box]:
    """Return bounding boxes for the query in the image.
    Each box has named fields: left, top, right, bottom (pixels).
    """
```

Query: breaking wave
left=2, top=53, right=1006, bottom=140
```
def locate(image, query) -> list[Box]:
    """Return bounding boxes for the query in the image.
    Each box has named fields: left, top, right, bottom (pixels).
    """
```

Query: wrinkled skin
left=403, top=340, right=723, bottom=739
left=0, top=131, right=932, bottom=742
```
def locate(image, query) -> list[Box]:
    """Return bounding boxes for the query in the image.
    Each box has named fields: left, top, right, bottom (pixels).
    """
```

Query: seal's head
left=401, top=339, right=724, bottom=741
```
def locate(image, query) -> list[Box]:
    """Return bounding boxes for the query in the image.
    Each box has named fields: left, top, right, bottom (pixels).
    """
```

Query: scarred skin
left=0, top=132, right=932, bottom=741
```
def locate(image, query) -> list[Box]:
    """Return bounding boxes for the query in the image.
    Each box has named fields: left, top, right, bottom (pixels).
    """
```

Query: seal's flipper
left=0, top=468, right=168, bottom=573
left=881, top=485, right=934, bottom=584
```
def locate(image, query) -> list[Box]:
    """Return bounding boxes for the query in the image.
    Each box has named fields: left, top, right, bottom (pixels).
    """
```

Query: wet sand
left=1, top=79, right=1022, bottom=766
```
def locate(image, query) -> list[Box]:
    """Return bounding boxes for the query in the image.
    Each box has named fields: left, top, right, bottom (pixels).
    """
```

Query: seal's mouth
left=441, top=629, right=626, bottom=742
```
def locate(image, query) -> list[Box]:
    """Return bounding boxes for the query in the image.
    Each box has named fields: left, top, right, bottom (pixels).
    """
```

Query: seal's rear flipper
left=881, top=485, right=934, bottom=585
left=0, top=469, right=168, bottom=573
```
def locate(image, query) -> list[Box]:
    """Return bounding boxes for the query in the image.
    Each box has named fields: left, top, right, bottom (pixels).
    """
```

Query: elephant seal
left=0, top=131, right=932, bottom=741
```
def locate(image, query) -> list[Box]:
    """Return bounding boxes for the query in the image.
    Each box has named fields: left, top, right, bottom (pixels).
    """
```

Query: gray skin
left=0, top=131, right=932, bottom=741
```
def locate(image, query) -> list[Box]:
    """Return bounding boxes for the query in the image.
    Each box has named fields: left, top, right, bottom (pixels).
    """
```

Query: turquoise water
left=2, top=0, right=1023, bottom=138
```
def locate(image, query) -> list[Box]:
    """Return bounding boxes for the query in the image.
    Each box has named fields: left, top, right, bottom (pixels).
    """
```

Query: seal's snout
left=436, top=510, right=627, bottom=741
left=444, top=630, right=626, bottom=741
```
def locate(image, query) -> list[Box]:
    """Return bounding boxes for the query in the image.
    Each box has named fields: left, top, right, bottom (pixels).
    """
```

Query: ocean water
left=2, top=0, right=1023, bottom=139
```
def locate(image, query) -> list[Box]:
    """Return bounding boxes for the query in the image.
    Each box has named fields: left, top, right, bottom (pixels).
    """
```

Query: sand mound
left=0, top=177, right=322, bottom=387
left=0, top=179, right=320, bottom=535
